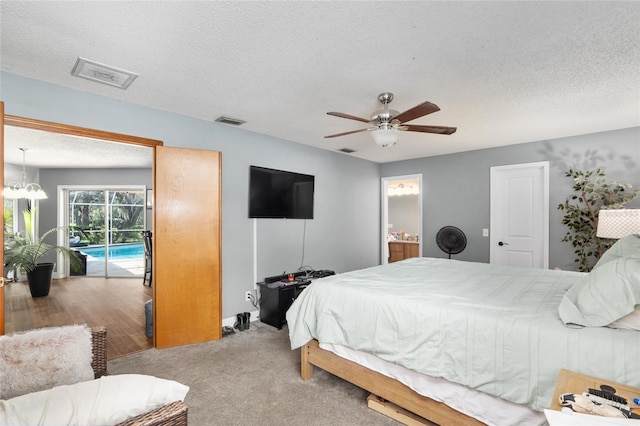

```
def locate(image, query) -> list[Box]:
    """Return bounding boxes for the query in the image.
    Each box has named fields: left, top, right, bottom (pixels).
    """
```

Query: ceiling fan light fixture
left=371, top=128, right=400, bottom=148
left=325, top=93, right=456, bottom=146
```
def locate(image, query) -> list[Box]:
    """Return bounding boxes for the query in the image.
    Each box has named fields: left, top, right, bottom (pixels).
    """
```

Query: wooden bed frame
left=300, top=339, right=485, bottom=426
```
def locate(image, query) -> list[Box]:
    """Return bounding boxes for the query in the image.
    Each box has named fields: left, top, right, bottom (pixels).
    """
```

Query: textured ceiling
left=1, top=1, right=639, bottom=166
left=4, top=126, right=152, bottom=169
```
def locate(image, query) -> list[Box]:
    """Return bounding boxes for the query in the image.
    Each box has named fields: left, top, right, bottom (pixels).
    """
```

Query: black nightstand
left=258, top=280, right=309, bottom=329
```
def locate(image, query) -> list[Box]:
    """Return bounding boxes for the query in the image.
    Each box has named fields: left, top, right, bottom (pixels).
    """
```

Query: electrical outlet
left=245, top=291, right=252, bottom=301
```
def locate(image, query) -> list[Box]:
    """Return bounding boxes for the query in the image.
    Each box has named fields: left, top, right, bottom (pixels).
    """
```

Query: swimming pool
left=81, top=243, right=144, bottom=260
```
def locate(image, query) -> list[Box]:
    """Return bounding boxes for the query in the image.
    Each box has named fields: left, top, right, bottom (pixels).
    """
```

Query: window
left=67, top=187, right=146, bottom=278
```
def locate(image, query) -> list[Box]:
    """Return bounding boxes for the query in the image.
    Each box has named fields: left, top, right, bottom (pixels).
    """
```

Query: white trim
left=253, top=218, right=258, bottom=291
left=222, top=310, right=260, bottom=328
left=8, top=199, right=19, bottom=234
left=54, top=189, right=68, bottom=279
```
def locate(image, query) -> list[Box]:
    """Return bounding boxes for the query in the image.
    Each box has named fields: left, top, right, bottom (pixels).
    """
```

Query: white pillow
left=608, top=306, right=640, bottom=331
left=558, top=256, right=640, bottom=327
left=0, top=374, right=189, bottom=426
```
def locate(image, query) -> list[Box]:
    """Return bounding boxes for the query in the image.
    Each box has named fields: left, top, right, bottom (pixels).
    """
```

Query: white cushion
left=0, top=374, right=189, bottom=426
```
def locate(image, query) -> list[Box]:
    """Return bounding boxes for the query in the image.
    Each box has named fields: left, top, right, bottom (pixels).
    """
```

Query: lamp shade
left=596, top=209, right=640, bottom=238
left=371, top=128, right=400, bottom=147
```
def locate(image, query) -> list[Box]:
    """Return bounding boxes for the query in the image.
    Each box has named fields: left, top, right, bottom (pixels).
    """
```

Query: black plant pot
left=26, top=263, right=55, bottom=298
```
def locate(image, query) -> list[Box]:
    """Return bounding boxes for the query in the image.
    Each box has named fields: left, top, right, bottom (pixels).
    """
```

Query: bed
left=286, top=236, right=640, bottom=425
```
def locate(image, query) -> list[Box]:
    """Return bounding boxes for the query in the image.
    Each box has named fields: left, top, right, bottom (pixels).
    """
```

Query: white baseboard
left=222, top=310, right=259, bottom=328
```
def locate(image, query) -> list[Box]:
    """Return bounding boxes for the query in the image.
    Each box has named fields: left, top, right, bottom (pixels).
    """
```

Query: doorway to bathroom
left=381, top=174, right=422, bottom=265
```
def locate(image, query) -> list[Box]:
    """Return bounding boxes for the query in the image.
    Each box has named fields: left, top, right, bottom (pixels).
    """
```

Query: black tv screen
left=249, top=166, right=315, bottom=219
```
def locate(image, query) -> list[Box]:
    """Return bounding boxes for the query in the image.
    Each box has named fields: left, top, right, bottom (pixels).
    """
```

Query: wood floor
left=4, top=276, right=153, bottom=360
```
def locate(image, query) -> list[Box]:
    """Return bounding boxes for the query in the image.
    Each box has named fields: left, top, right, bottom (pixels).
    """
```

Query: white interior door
left=490, top=162, right=549, bottom=268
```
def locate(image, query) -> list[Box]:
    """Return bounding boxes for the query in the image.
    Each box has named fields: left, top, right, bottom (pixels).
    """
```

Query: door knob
left=498, top=241, right=509, bottom=246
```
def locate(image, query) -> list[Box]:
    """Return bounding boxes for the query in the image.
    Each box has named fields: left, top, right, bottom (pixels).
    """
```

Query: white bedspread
left=286, top=258, right=640, bottom=411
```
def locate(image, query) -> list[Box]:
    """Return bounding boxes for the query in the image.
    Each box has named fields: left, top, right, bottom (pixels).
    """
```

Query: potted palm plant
left=4, top=211, right=81, bottom=297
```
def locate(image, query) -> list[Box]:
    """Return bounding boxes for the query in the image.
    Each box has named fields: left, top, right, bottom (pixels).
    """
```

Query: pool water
left=81, top=243, right=144, bottom=260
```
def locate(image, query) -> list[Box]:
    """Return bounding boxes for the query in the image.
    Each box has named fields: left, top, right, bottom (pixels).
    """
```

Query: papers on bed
left=544, top=409, right=640, bottom=425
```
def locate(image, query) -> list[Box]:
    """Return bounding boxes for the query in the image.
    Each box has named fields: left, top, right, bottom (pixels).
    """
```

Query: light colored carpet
left=108, top=322, right=402, bottom=425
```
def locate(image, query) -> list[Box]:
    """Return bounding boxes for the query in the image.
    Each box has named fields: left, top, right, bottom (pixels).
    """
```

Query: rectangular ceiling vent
left=338, top=148, right=356, bottom=154
left=215, top=116, right=246, bottom=126
left=71, top=57, right=138, bottom=89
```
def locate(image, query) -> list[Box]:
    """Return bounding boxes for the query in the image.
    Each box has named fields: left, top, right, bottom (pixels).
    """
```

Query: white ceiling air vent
left=215, top=116, right=246, bottom=126
left=71, top=57, right=138, bottom=89
left=338, top=148, right=356, bottom=154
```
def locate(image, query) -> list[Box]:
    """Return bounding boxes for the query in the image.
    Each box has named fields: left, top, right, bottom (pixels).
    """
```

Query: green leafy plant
left=558, top=168, right=639, bottom=271
left=4, top=210, right=81, bottom=273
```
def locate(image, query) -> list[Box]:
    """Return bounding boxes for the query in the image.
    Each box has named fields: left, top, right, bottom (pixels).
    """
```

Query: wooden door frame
left=1, top=110, right=163, bottom=336
left=3, top=115, right=163, bottom=148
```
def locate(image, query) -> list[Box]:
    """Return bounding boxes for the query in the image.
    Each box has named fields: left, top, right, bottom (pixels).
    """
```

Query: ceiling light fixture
left=371, top=127, right=400, bottom=148
left=388, top=184, right=419, bottom=196
left=3, top=148, right=48, bottom=200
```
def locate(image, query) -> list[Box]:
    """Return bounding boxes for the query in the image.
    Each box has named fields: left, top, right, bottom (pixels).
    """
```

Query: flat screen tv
left=249, top=166, right=315, bottom=219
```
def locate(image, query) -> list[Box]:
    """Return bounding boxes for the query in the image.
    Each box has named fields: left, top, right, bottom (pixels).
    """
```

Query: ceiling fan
left=325, top=92, right=457, bottom=147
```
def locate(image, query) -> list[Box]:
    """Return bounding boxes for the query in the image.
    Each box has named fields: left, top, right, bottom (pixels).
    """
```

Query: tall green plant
left=558, top=168, right=639, bottom=271
left=4, top=210, right=81, bottom=273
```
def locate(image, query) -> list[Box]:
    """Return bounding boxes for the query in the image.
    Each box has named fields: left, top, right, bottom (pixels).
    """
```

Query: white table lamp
left=596, top=209, right=640, bottom=238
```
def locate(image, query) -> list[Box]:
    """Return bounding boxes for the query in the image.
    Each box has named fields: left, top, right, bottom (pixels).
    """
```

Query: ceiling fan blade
left=324, top=128, right=369, bottom=138
left=404, top=124, right=457, bottom=135
left=392, top=101, right=440, bottom=124
left=327, top=112, right=371, bottom=123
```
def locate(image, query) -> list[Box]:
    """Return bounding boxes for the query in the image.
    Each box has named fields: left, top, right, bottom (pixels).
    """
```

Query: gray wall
left=1, top=72, right=381, bottom=319
left=380, top=127, right=640, bottom=270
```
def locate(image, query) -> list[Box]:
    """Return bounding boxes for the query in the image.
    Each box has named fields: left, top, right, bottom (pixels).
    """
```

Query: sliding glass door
left=67, top=187, right=146, bottom=278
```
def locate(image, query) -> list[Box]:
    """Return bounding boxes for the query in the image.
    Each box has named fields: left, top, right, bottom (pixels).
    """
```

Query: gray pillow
left=559, top=256, right=640, bottom=327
